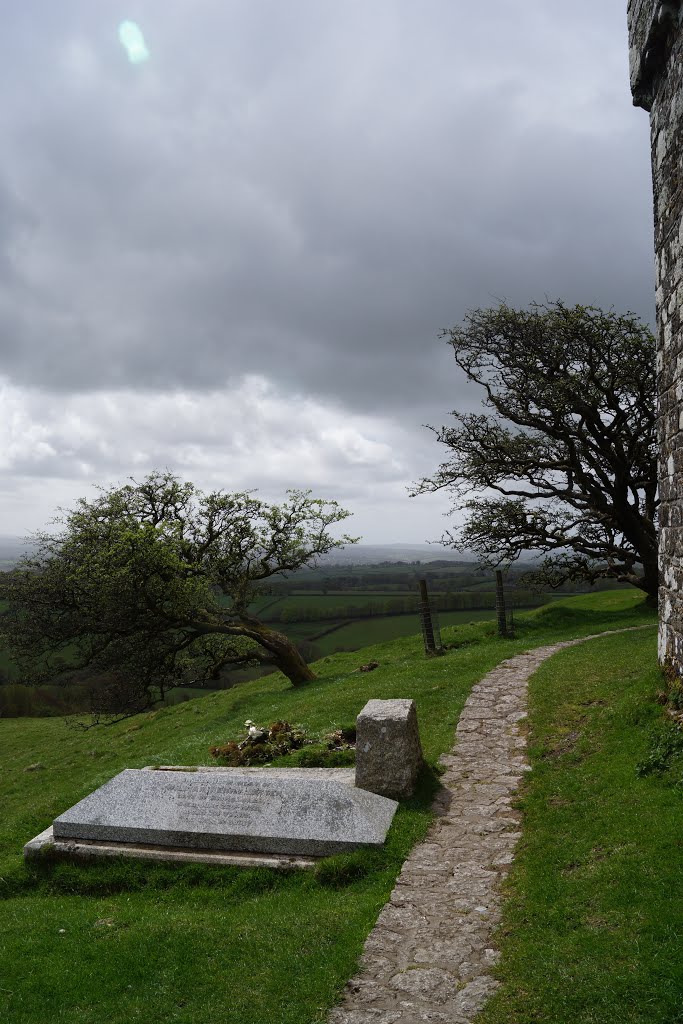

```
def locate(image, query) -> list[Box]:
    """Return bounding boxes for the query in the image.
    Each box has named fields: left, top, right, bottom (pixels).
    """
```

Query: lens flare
left=118, top=21, right=149, bottom=64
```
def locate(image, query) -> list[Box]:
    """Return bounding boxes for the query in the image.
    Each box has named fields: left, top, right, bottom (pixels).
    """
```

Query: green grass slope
left=0, top=591, right=656, bottom=1024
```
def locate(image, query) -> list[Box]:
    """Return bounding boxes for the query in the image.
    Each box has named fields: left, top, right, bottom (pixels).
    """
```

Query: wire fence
left=418, top=579, right=444, bottom=655
left=419, top=573, right=519, bottom=652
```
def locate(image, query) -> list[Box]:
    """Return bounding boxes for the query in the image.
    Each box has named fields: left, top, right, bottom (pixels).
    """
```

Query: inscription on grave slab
left=52, top=769, right=398, bottom=857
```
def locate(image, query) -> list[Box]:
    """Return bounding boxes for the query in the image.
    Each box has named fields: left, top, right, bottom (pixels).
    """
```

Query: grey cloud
left=0, top=0, right=661, bottom=543
left=0, top=0, right=656, bottom=427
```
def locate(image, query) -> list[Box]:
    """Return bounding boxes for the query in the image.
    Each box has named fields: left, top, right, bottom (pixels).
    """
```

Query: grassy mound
left=0, top=590, right=656, bottom=1024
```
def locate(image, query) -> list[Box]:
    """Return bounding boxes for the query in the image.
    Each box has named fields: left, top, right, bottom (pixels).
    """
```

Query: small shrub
left=209, top=741, right=241, bottom=761
left=661, top=661, right=683, bottom=710
left=636, top=722, right=683, bottom=778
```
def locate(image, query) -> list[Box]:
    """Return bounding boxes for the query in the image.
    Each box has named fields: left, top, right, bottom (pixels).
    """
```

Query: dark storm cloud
left=0, top=0, right=655, bottom=421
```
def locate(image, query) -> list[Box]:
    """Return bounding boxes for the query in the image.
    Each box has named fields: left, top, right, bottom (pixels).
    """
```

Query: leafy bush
left=657, top=660, right=683, bottom=711
left=636, top=722, right=683, bottom=778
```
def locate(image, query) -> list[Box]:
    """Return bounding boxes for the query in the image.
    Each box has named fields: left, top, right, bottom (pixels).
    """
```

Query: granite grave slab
left=50, top=768, right=398, bottom=858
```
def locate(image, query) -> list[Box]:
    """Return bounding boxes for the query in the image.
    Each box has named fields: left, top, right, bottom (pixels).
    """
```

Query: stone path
left=328, top=626, right=656, bottom=1024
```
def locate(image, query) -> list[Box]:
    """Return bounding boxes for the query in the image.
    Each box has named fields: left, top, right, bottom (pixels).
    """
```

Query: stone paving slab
left=328, top=627, right=655, bottom=1023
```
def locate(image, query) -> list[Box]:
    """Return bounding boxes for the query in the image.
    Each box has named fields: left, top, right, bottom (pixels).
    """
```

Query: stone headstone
left=51, top=768, right=398, bottom=858
left=355, top=698, right=424, bottom=799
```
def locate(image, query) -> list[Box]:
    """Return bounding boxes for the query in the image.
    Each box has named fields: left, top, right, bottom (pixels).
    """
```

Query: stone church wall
left=628, top=0, right=683, bottom=665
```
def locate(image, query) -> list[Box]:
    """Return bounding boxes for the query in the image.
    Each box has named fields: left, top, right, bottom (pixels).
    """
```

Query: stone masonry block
left=630, top=3, right=683, bottom=669
left=355, top=698, right=424, bottom=800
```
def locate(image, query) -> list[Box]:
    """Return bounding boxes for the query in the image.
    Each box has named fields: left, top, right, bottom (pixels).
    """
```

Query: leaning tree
left=2, top=472, right=357, bottom=721
left=414, top=301, right=658, bottom=603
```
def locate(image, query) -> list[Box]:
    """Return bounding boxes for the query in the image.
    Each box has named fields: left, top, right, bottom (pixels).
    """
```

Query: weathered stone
left=355, top=698, right=424, bottom=799
left=452, top=976, right=500, bottom=1016
left=143, top=765, right=356, bottom=784
left=342, top=978, right=386, bottom=1003
left=388, top=967, right=458, bottom=1003
left=49, top=768, right=398, bottom=858
left=628, top=2, right=683, bottom=669
left=414, top=1013, right=459, bottom=1024
left=411, top=937, right=475, bottom=964
left=23, top=824, right=319, bottom=869
left=328, top=1011, right=402, bottom=1024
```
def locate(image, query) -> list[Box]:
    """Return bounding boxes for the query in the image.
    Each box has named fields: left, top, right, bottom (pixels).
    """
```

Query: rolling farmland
left=0, top=556, right=626, bottom=715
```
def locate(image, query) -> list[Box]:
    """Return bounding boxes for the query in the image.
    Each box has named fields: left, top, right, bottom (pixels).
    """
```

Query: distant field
left=169, top=609, right=499, bottom=664
left=279, top=608, right=498, bottom=655
left=256, top=593, right=421, bottom=616
left=287, top=590, right=414, bottom=599
left=0, top=598, right=499, bottom=693
left=250, top=591, right=545, bottom=623
left=0, top=573, right=630, bottom=716
left=314, top=609, right=498, bottom=652
left=290, top=586, right=414, bottom=594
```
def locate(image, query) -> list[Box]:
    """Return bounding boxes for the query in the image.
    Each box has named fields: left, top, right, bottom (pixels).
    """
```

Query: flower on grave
left=210, top=719, right=310, bottom=764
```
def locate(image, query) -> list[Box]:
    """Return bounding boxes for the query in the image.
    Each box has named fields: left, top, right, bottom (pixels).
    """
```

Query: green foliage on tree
left=414, top=301, right=658, bottom=602
left=1, top=472, right=357, bottom=722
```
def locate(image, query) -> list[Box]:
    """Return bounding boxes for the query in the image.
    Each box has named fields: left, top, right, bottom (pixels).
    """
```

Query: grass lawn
left=0, top=591, right=658, bottom=1024
left=477, top=627, right=683, bottom=1024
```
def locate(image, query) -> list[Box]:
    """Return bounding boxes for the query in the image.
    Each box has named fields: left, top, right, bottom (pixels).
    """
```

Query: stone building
left=628, top=0, right=683, bottom=666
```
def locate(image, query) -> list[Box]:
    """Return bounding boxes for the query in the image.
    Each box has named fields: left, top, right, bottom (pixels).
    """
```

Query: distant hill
left=0, top=536, right=38, bottom=570
left=0, top=536, right=474, bottom=571
left=319, top=543, right=476, bottom=565
left=0, top=536, right=34, bottom=556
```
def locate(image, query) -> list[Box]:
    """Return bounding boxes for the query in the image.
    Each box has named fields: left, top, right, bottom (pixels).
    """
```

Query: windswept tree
left=2, top=472, right=357, bottom=722
left=414, top=301, right=658, bottom=603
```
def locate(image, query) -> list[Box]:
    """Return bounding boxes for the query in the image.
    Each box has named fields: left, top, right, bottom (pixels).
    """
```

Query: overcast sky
left=0, top=0, right=655, bottom=544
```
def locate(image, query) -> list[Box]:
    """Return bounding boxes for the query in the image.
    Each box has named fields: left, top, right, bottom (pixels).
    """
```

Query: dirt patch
left=542, top=729, right=583, bottom=759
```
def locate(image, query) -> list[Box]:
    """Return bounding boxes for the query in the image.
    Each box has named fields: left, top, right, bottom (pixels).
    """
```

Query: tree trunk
left=247, top=624, right=316, bottom=685
left=639, top=553, right=660, bottom=610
